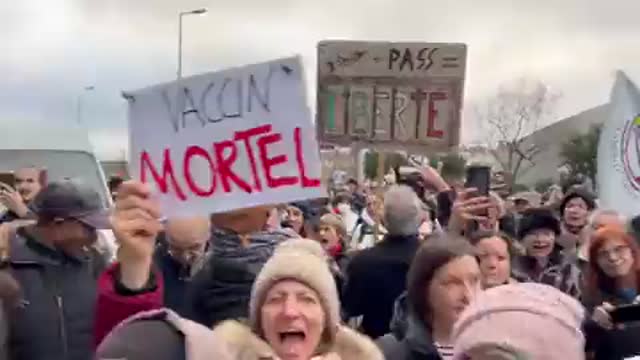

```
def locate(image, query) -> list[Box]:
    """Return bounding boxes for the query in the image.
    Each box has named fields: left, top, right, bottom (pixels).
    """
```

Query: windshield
left=0, top=150, right=110, bottom=208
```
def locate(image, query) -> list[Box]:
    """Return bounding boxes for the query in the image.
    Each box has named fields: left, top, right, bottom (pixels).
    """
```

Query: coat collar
left=210, top=320, right=384, bottom=360
left=9, top=227, right=86, bottom=266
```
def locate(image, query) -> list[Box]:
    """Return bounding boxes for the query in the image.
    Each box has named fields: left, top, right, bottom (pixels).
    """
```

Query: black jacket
left=343, top=234, right=420, bottom=338
left=153, top=245, right=198, bottom=319
left=7, top=228, right=104, bottom=360
left=584, top=289, right=640, bottom=360
left=377, top=310, right=442, bottom=360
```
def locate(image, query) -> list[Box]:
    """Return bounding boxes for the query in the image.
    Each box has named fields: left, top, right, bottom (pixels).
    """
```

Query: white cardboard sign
left=127, top=56, right=325, bottom=217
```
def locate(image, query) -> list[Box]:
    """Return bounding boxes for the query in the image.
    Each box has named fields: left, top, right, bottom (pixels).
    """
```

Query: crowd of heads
left=4, top=161, right=640, bottom=360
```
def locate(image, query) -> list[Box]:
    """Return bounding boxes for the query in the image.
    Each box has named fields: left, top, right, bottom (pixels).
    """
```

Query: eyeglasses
left=597, top=245, right=631, bottom=261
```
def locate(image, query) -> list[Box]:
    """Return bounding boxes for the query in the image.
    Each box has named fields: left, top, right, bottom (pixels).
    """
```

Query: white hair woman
left=211, top=239, right=384, bottom=360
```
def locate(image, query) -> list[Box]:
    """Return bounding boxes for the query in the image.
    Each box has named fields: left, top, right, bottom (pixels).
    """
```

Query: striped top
left=435, top=342, right=455, bottom=359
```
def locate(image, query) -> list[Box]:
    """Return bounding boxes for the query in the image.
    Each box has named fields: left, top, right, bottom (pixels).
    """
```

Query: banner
left=597, top=71, right=640, bottom=216
left=126, top=57, right=325, bottom=218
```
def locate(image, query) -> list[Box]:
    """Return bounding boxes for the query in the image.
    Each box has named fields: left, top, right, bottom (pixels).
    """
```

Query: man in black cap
left=4, top=180, right=111, bottom=360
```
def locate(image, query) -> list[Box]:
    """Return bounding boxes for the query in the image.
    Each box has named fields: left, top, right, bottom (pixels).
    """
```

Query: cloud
left=2, top=0, right=640, bottom=158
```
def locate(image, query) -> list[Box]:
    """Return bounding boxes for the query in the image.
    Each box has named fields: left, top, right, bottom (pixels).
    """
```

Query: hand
left=111, top=180, right=163, bottom=289
left=592, top=302, right=615, bottom=330
left=0, top=220, right=36, bottom=260
left=0, top=183, right=29, bottom=218
left=418, top=165, right=450, bottom=192
left=448, top=189, right=492, bottom=234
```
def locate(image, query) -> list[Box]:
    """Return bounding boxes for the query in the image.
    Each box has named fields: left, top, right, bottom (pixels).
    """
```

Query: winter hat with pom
left=249, top=238, right=340, bottom=342
left=452, top=283, right=585, bottom=360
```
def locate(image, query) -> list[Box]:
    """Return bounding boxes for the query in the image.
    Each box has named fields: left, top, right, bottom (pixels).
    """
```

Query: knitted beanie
left=249, top=238, right=340, bottom=342
left=452, top=283, right=585, bottom=360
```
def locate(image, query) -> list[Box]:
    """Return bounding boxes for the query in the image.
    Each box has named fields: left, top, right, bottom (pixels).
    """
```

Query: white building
left=516, top=104, right=608, bottom=186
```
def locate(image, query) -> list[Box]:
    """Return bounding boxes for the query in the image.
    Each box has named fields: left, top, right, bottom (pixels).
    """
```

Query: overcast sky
left=2, top=0, right=639, bottom=160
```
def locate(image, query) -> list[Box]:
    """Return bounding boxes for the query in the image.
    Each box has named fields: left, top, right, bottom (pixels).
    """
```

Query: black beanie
left=560, top=188, right=596, bottom=216
left=518, top=208, right=561, bottom=240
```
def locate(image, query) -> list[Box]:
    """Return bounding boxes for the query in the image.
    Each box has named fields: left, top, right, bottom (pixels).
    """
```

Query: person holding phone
left=0, top=166, right=45, bottom=224
left=583, top=225, right=640, bottom=360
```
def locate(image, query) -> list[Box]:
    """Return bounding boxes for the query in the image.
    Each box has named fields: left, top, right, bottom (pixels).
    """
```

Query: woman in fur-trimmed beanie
left=211, top=238, right=383, bottom=360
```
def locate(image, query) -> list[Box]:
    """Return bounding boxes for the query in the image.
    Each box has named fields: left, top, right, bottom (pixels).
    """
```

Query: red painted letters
left=257, top=133, right=298, bottom=188
left=140, top=149, right=187, bottom=201
left=183, top=145, right=217, bottom=197
left=139, top=124, right=319, bottom=201
left=234, top=124, right=272, bottom=191
left=426, top=92, right=446, bottom=139
left=213, top=140, right=252, bottom=194
left=294, top=127, right=321, bottom=188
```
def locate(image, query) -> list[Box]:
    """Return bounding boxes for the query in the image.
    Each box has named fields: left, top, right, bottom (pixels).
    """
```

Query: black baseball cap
left=29, top=181, right=111, bottom=229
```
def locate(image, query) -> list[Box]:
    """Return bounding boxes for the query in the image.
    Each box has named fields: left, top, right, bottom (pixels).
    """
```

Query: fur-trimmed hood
left=211, top=320, right=384, bottom=360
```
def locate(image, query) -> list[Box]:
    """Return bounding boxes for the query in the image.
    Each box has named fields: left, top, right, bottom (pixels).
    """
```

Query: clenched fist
left=111, top=181, right=163, bottom=289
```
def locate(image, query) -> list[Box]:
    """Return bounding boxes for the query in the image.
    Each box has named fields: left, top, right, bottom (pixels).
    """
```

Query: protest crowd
left=1, top=41, right=640, bottom=360
left=2, top=159, right=640, bottom=360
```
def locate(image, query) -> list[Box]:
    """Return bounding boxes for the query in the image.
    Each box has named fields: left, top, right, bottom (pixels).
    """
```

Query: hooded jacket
left=377, top=311, right=442, bottom=360
left=211, top=320, right=384, bottom=360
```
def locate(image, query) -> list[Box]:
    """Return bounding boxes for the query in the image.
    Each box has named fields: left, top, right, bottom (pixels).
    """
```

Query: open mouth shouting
left=277, top=329, right=309, bottom=358
left=529, top=242, right=552, bottom=256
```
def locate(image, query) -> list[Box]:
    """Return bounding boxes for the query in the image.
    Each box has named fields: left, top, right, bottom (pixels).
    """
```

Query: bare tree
left=476, top=78, right=561, bottom=188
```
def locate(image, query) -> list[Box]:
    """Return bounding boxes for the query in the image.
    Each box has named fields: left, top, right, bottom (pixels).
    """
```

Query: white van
left=0, top=122, right=117, bottom=260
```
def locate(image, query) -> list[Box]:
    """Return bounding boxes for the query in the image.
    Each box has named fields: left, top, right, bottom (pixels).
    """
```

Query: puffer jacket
left=211, top=320, right=384, bottom=360
left=377, top=311, right=443, bottom=360
left=7, top=227, right=105, bottom=360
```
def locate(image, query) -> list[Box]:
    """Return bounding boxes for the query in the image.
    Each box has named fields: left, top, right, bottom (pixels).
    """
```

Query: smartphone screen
left=611, top=304, right=640, bottom=324
left=465, top=166, right=491, bottom=196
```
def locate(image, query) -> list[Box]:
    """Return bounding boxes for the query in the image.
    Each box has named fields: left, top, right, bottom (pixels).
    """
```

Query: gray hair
left=384, top=185, right=422, bottom=236
left=588, top=209, right=626, bottom=229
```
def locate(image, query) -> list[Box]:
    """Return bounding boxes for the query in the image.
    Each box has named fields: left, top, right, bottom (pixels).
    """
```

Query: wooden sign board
left=317, top=40, right=467, bottom=153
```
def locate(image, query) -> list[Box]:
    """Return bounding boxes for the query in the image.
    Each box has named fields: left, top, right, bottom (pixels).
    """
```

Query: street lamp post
left=178, top=8, right=207, bottom=81
left=76, top=86, right=95, bottom=124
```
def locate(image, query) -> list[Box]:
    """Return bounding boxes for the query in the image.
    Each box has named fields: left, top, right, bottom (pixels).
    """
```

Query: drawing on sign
left=127, top=56, right=325, bottom=218
left=324, top=50, right=368, bottom=74
left=316, top=41, right=466, bottom=152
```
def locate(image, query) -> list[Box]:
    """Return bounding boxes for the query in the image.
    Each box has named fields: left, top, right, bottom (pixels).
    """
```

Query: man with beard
left=0, top=167, right=45, bottom=224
